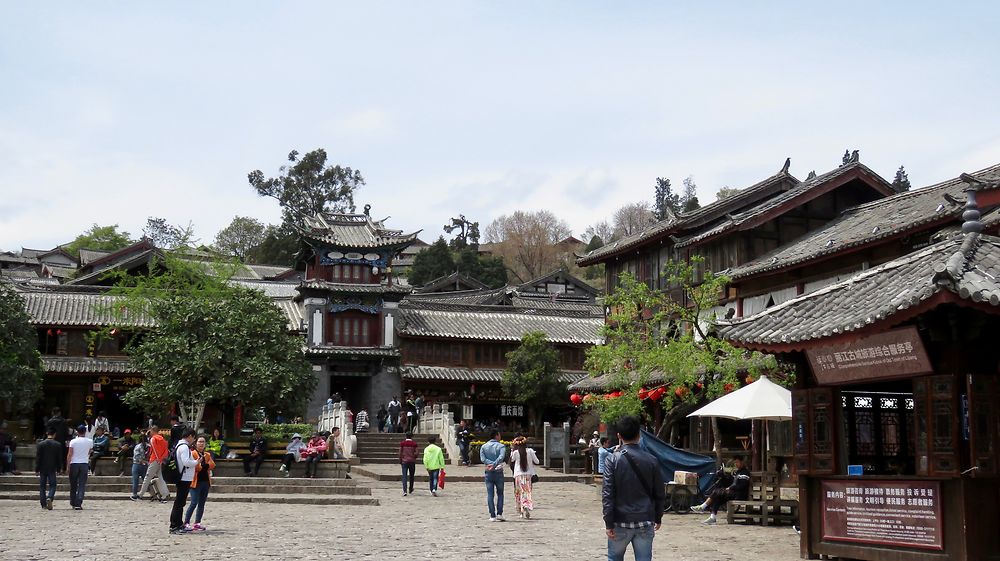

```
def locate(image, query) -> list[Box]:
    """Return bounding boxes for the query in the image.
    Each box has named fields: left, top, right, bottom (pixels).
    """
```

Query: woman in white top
left=509, top=436, right=540, bottom=519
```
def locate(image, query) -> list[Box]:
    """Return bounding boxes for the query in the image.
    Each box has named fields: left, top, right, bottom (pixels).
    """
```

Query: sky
left=3, top=2, right=1000, bottom=252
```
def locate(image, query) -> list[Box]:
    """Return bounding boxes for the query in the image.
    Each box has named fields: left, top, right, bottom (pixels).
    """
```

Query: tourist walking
left=398, top=432, right=418, bottom=496
left=303, top=432, right=328, bottom=478
left=456, top=420, right=471, bottom=466
left=480, top=429, right=507, bottom=521
left=66, top=425, right=93, bottom=510
left=139, top=424, right=170, bottom=502
left=242, top=427, right=267, bottom=476
left=168, top=428, right=199, bottom=534
left=597, top=437, right=611, bottom=476
left=183, top=435, right=215, bottom=531
left=45, top=408, right=69, bottom=471
left=129, top=432, right=149, bottom=500
left=278, top=433, right=306, bottom=477
left=602, top=415, right=666, bottom=561
left=510, top=436, right=539, bottom=519
left=387, top=396, right=401, bottom=432
left=422, top=436, right=445, bottom=496
left=35, top=428, right=62, bottom=510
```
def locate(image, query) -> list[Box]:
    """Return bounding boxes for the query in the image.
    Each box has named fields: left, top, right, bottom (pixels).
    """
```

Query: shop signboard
left=499, top=404, right=524, bottom=417
left=806, top=326, right=932, bottom=385
left=821, top=480, right=943, bottom=550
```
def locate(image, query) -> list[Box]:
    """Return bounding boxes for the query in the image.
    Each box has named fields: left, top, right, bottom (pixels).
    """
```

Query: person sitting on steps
left=279, top=433, right=306, bottom=478
left=692, top=456, right=751, bottom=524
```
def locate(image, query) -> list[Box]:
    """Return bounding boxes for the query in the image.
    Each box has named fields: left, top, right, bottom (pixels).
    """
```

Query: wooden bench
left=726, top=471, right=798, bottom=526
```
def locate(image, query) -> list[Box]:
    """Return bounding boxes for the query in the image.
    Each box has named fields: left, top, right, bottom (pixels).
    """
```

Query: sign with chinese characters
left=499, top=404, right=524, bottom=417
left=821, top=480, right=943, bottom=550
left=805, top=327, right=932, bottom=385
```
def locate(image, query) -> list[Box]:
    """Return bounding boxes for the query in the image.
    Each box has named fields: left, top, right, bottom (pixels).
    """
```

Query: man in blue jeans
left=479, top=429, right=506, bottom=522
left=602, top=415, right=666, bottom=561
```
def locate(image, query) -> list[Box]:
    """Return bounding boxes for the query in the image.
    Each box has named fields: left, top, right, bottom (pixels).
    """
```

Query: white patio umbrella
left=687, top=375, right=792, bottom=469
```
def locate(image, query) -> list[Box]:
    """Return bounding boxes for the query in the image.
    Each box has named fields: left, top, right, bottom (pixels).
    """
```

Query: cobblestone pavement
left=0, top=479, right=801, bottom=561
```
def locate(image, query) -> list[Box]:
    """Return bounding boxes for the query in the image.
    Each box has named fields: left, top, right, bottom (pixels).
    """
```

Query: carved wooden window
left=792, top=388, right=838, bottom=475
left=912, top=375, right=960, bottom=476
left=967, top=374, right=999, bottom=476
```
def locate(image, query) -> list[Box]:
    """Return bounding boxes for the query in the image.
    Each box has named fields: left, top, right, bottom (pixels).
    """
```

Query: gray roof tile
left=300, top=213, right=419, bottom=249
left=398, top=306, right=603, bottom=344
left=730, top=163, right=1000, bottom=280
left=42, top=356, right=136, bottom=374
left=402, top=365, right=586, bottom=383
left=16, top=286, right=155, bottom=327
left=719, top=232, right=1000, bottom=347
left=299, top=280, right=412, bottom=294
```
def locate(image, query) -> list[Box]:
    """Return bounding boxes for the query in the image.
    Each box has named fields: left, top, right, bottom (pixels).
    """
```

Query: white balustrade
left=417, top=403, right=459, bottom=465
left=316, top=401, right=355, bottom=458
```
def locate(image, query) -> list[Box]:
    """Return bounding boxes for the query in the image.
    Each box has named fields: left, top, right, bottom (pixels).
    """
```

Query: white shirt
left=511, top=447, right=539, bottom=477
left=68, top=436, right=94, bottom=464
left=175, top=441, right=199, bottom=482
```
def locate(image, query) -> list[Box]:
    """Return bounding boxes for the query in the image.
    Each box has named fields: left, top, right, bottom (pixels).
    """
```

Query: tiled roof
left=304, top=346, right=400, bottom=358
left=510, top=295, right=604, bottom=316
left=1, top=268, right=39, bottom=279
left=398, top=306, right=603, bottom=344
left=402, top=365, right=587, bottom=384
left=578, top=169, right=797, bottom=265
left=413, top=272, right=489, bottom=293
left=16, top=286, right=155, bottom=327
left=273, top=298, right=304, bottom=332
left=0, top=252, right=39, bottom=266
left=230, top=280, right=300, bottom=298
left=247, top=264, right=294, bottom=279
left=42, top=356, right=136, bottom=374
left=42, top=265, right=76, bottom=279
left=719, top=232, right=1000, bottom=348
left=78, top=249, right=111, bottom=266
left=729, top=163, right=1000, bottom=280
left=405, top=287, right=507, bottom=305
left=675, top=162, right=893, bottom=249
left=300, top=213, right=419, bottom=249
left=299, top=280, right=413, bottom=294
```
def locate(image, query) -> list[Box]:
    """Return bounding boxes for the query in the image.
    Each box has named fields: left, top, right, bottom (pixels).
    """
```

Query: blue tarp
left=638, top=429, right=717, bottom=494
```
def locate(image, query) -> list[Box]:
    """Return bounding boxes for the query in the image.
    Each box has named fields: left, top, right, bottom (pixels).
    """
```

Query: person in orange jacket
left=183, top=435, right=216, bottom=531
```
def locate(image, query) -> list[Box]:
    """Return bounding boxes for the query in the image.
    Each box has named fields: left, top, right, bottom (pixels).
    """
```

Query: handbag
left=531, top=473, right=540, bottom=484
left=438, top=469, right=446, bottom=489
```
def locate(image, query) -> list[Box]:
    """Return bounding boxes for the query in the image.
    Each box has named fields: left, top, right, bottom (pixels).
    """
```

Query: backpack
left=161, top=442, right=187, bottom=485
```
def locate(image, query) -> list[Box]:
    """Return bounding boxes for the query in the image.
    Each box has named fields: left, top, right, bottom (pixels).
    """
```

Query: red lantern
left=724, top=383, right=734, bottom=393
left=649, top=388, right=664, bottom=401
left=570, top=393, right=583, bottom=406
left=638, top=388, right=649, bottom=400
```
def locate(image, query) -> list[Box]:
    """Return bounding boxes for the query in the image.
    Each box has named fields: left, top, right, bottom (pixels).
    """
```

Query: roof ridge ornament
left=780, top=157, right=791, bottom=174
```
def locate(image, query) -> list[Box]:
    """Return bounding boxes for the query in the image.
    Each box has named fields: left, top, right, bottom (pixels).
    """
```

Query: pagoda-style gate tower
left=295, top=210, right=419, bottom=419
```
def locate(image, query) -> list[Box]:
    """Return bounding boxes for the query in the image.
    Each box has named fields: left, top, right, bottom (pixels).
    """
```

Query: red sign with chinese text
left=821, top=480, right=943, bottom=550
left=806, top=327, right=932, bottom=385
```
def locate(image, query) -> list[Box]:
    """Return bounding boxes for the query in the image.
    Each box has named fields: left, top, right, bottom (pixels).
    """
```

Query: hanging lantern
left=570, top=393, right=583, bottom=406
left=637, top=388, right=649, bottom=400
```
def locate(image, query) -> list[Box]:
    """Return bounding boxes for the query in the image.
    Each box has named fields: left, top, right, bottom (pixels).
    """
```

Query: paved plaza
left=0, top=478, right=801, bottom=561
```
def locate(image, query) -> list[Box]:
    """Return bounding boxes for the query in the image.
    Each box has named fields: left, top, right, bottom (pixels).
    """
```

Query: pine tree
left=681, top=176, right=701, bottom=212
left=653, top=178, right=680, bottom=220
left=891, top=166, right=911, bottom=193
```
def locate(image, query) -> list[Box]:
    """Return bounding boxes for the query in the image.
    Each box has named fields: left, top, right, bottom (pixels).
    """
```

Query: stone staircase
left=355, top=432, right=450, bottom=465
left=0, top=474, right=378, bottom=505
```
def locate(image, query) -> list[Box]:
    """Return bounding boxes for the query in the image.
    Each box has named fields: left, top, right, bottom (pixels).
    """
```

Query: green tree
left=143, top=217, right=198, bottom=249
left=444, top=215, right=481, bottom=249
left=653, top=178, right=680, bottom=220
left=502, top=331, right=564, bottom=434
left=109, top=255, right=314, bottom=424
left=715, top=186, right=741, bottom=201
left=408, top=237, right=455, bottom=286
left=214, top=216, right=267, bottom=262
left=0, top=282, right=43, bottom=416
left=892, top=166, right=911, bottom=193
left=247, top=225, right=297, bottom=266
left=583, top=257, right=785, bottom=449
left=682, top=176, right=700, bottom=212
left=248, top=149, right=363, bottom=225
left=65, top=224, right=133, bottom=256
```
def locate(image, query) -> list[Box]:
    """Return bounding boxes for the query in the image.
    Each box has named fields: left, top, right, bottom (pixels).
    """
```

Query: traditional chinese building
left=718, top=182, right=1000, bottom=561
left=293, top=210, right=420, bottom=420
left=396, top=269, right=603, bottom=432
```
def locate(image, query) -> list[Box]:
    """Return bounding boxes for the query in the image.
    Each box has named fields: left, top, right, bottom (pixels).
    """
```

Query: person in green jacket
left=422, top=436, right=446, bottom=496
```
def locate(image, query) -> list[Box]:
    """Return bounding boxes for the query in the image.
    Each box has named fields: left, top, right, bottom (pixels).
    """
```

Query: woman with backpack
left=183, top=435, right=216, bottom=532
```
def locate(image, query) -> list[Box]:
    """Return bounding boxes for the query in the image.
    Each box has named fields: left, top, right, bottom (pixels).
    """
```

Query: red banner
left=821, top=480, right=943, bottom=550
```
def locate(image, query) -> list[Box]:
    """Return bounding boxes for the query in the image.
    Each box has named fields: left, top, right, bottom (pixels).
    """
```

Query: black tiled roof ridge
left=676, top=169, right=797, bottom=224
left=399, top=298, right=596, bottom=319
left=843, top=161, right=1000, bottom=215
left=721, top=236, right=964, bottom=329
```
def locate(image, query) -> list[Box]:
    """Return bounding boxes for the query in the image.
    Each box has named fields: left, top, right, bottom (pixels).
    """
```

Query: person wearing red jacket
left=399, top=432, right=418, bottom=496
left=302, top=432, right=328, bottom=479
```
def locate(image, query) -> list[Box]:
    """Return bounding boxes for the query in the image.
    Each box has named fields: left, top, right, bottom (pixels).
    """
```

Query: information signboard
left=806, top=326, right=932, bottom=385
left=821, top=480, right=943, bottom=550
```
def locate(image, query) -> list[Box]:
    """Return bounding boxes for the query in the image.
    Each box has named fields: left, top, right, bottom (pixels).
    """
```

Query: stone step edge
left=0, top=492, right=378, bottom=505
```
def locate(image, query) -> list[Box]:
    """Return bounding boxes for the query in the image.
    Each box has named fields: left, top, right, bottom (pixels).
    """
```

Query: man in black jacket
left=36, top=429, right=63, bottom=510
left=45, top=408, right=68, bottom=471
left=602, top=415, right=665, bottom=561
left=242, top=427, right=267, bottom=476
left=692, top=456, right=751, bottom=524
